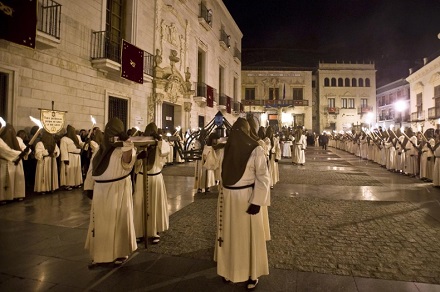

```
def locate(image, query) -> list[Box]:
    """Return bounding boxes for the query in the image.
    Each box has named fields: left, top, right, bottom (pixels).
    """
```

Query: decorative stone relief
left=165, top=74, right=184, bottom=104
left=184, top=102, right=192, bottom=112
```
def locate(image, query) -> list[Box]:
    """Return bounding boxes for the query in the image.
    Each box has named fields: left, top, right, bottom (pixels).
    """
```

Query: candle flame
left=134, top=126, right=140, bottom=131
left=0, top=117, right=5, bottom=128
left=90, top=115, right=96, bottom=125
left=30, top=116, right=43, bottom=128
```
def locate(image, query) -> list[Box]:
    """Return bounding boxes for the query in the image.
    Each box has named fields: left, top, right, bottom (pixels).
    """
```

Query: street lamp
left=395, top=100, right=407, bottom=128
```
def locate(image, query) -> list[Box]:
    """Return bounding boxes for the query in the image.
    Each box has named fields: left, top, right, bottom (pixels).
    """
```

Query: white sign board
left=41, top=110, right=66, bottom=134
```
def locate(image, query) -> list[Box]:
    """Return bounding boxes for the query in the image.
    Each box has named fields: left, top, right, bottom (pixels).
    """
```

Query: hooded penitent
left=41, top=130, right=56, bottom=155
left=92, top=129, right=104, bottom=145
left=92, top=118, right=125, bottom=176
left=258, top=126, right=266, bottom=140
left=66, top=124, right=82, bottom=149
left=222, top=118, right=259, bottom=186
left=0, top=123, right=20, bottom=151
left=246, top=116, right=260, bottom=141
left=143, top=122, right=160, bottom=171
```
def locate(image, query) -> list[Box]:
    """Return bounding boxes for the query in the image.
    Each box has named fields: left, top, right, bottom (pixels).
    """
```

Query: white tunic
left=215, top=146, right=270, bottom=283
left=60, top=135, right=84, bottom=187
left=34, top=141, right=60, bottom=192
left=293, top=134, right=307, bottom=164
left=133, top=140, right=170, bottom=238
left=0, top=138, right=26, bottom=201
left=194, top=145, right=217, bottom=190
left=85, top=147, right=137, bottom=263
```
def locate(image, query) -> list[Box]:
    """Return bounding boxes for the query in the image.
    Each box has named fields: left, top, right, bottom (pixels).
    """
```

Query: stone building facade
left=0, top=0, right=241, bottom=134
left=316, top=62, right=376, bottom=133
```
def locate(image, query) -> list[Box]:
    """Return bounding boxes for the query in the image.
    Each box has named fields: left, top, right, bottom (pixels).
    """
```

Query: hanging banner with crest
left=121, top=39, right=144, bottom=84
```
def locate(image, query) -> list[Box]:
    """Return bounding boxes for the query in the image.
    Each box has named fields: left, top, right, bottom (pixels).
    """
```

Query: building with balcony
left=241, top=69, right=313, bottom=131
left=316, top=62, right=376, bottom=133
left=0, top=0, right=241, bottom=134
left=406, top=52, right=440, bottom=132
left=376, top=79, right=411, bottom=130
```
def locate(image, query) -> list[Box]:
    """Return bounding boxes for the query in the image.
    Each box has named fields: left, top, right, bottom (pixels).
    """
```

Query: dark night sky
left=223, top=0, right=440, bottom=86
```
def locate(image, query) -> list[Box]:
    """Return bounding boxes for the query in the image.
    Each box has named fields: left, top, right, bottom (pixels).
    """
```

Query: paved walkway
left=1, top=146, right=440, bottom=291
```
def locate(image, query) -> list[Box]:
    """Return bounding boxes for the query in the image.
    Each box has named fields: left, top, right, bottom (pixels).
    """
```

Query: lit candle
left=131, top=126, right=140, bottom=137
left=0, top=117, right=6, bottom=135
left=87, top=115, right=96, bottom=139
left=29, top=116, right=43, bottom=145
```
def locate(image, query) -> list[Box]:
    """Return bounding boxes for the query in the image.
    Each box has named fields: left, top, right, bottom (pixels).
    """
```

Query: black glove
left=275, top=159, right=279, bottom=162
left=64, top=160, right=69, bottom=165
left=118, top=131, right=129, bottom=142
left=137, top=150, right=147, bottom=160
left=83, top=190, right=93, bottom=200
left=246, top=204, right=260, bottom=215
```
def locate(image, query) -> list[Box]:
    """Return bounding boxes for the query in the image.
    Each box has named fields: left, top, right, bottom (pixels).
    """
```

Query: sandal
left=113, top=256, right=128, bottom=266
left=152, top=237, right=160, bottom=244
left=246, top=278, right=258, bottom=290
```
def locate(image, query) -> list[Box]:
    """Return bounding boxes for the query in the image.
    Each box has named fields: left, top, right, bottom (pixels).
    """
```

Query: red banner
left=0, top=0, right=37, bottom=49
left=207, top=85, right=214, bottom=108
left=121, top=40, right=144, bottom=84
left=226, top=96, right=231, bottom=113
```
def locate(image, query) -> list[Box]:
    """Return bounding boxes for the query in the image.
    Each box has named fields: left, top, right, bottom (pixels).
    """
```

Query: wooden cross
left=217, top=237, right=223, bottom=247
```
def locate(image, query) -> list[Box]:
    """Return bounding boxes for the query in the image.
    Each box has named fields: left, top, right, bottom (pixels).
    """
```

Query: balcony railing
left=233, top=101, right=240, bottom=112
left=234, top=47, right=241, bottom=62
left=428, top=107, right=440, bottom=119
left=220, top=28, right=230, bottom=49
left=241, top=99, right=308, bottom=107
left=37, top=0, right=62, bottom=39
left=91, top=31, right=121, bottom=63
left=411, top=111, right=425, bottom=122
left=378, top=115, right=394, bottom=121
left=199, top=2, right=212, bottom=26
left=219, top=94, right=227, bottom=106
left=143, top=50, right=154, bottom=77
left=357, top=106, right=373, bottom=115
left=394, top=114, right=410, bottom=123
left=326, top=107, right=340, bottom=114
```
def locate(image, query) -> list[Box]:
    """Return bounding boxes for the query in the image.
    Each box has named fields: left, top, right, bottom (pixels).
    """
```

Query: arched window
left=365, top=78, right=370, bottom=87
left=345, top=78, right=350, bottom=87
left=324, top=78, right=330, bottom=87
left=338, top=78, right=343, bottom=87
left=359, top=78, right=364, bottom=87
left=331, top=78, right=336, bottom=87
left=352, top=78, right=357, bottom=87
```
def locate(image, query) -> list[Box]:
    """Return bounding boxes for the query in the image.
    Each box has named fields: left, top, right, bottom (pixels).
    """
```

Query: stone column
left=153, top=93, right=164, bottom=128
left=184, top=101, right=192, bottom=134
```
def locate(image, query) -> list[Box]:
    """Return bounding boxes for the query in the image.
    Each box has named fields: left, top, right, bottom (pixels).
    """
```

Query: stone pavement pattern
left=1, top=146, right=440, bottom=291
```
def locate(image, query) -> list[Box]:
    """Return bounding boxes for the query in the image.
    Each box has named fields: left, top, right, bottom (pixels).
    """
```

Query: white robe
left=34, top=141, right=60, bottom=192
left=215, top=146, right=270, bottom=283
left=0, top=138, right=27, bottom=201
left=84, top=146, right=137, bottom=263
left=60, top=135, right=84, bottom=187
left=133, top=140, right=170, bottom=238
left=194, top=145, right=217, bottom=191
left=293, top=134, right=307, bottom=164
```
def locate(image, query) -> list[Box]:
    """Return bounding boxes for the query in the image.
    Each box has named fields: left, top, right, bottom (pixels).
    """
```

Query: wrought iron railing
left=220, top=28, right=230, bottom=48
left=37, top=0, right=62, bottom=39
left=91, top=31, right=121, bottom=63
left=411, top=111, right=425, bottom=121
left=143, top=50, right=154, bottom=77
left=357, top=106, right=373, bottom=115
left=326, top=107, right=340, bottom=114
left=219, top=94, right=227, bottom=106
left=428, top=107, right=440, bottom=119
left=199, top=2, right=212, bottom=25
left=234, top=47, right=241, bottom=61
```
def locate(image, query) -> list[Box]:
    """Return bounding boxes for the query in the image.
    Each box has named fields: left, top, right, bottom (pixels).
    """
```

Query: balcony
left=411, top=111, right=425, bottom=122
left=233, top=101, right=241, bottom=115
left=198, top=2, right=212, bottom=31
left=143, top=50, right=154, bottom=77
left=326, top=107, right=340, bottom=115
left=218, top=94, right=227, bottom=111
left=240, top=99, right=308, bottom=108
left=357, top=106, right=373, bottom=115
left=233, top=47, right=241, bottom=63
left=394, top=114, right=410, bottom=123
left=36, top=0, right=62, bottom=49
left=193, top=82, right=217, bottom=107
left=428, top=107, right=440, bottom=119
left=378, top=115, right=394, bottom=121
left=219, top=28, right=230, bottom=50
left=90, top=31, right=121, bottom=74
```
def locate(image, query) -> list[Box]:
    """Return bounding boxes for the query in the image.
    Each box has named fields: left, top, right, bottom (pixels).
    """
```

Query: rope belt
left=95, top=173, right=131, bottom=183
left=223, top=183, right=255, bottom=190
left=68, top=152, right=80, bottom=155
left=138, top=171, right=162, bottom=176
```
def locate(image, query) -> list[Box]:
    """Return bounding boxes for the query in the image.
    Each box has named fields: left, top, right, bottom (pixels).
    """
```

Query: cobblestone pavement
left=2, top=146, right=440, bottom=291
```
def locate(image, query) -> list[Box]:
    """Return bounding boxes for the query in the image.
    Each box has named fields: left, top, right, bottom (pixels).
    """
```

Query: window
left=359, top=78, right=364, bottom=87
left=219, top=66, right=224, bottom=98
left=338, top=78, right=343, bottom=87
left=269, top=88, right=279, bottom=100
left=360, top=98, right=368, bottom=107
left=108, top=96, right=128, bottom=131
left=324, top=78, right=329, bottom=87
left=345, top=78, right=350, bottom=87
left=105, top=0, right=125, bottom=63
left=331, top=78, right=336, bottom=87
left=328, top=98, right=335, bottom=108
left=245, top=88, right=255, bottom=100
left=341, top=98, right=347, bottom=108
left=0, top=72, right=7, bottom=118
left=435, top=85, right=440, bottom=98
left=385, top=95, right=389, bottom=105
left=292, top=88, right=303, bottom=100
left=416, top=93, right=423, bottom=116
left=233, top=77, right=238, bottom=102
left=348, top=98, right=355, bottom=108
left=352, top=78, right=357, bottom=87
left=365, top=78, right=370, bottom=87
